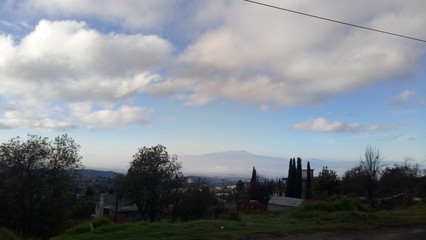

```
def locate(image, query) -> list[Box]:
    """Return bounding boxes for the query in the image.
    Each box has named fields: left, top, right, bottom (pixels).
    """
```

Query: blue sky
left=0, top=0, right=425, bottom=174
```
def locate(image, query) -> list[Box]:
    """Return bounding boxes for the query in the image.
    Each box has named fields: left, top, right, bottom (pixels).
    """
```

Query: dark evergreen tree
left=248, top=166, right=258, bottom=200
left=291, top=158, right=297, bottom=197
left=306, top=161, right=312, bottom=199
left=285, top=158, right=294, bottom=197
left=286, top=158, right=301, bottom=198
left=285, top=159, right=292, bottom=197
left=296, top=157, right=303, bottom=198
left=291, top=158, right=295, bottom=195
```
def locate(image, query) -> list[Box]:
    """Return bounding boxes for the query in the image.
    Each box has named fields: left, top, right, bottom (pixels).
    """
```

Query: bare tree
left=360, top=145, right=382, bottom=207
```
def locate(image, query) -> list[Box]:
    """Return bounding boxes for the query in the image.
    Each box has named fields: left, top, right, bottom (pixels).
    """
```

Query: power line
left=243, top=0, right=426, bottom=43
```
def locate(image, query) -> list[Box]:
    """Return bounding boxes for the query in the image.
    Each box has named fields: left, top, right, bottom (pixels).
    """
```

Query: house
left=95, top=192, right=140, bottom=222
left=268, top=196, right=304, bottom=211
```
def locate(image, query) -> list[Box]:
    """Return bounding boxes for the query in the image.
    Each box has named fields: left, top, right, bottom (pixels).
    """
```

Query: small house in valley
left=268, top=196, right=304, bottom=212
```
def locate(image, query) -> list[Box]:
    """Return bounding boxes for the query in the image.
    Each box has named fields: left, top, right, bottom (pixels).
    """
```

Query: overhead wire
left=243, top=0, right=426, bottom=43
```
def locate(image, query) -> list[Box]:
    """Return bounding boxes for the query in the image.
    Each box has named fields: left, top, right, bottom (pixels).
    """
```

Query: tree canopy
left=0, top=134, right=82, bottom=238
left=314, top=166, right=340, bottom=198
left=118, top=145, right=183, bottom=222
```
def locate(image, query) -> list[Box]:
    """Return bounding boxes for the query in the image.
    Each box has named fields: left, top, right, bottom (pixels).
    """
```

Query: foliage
left=235, top=180, right=248, bottom=200
left=248, top=167, right=258, bottom=200
left=379, top=158, right=421, bottom=207
left=53, top=201, right=426, bottom=240
left=118, top=145, right=184, bottom=222
left=172, top=186, right=218, bottom=222
left=293, top=196, right=371, bottom=217
left=222, top=210, right=241, bottom=222
left=295, top=158, right=303, bottom=198
left=247, top=168, right=279, bottom=204
left=285, top=158, right=296, bottom=198
left=0, top=227, right=20, bottom=240
left=341, top=146, right=382, bottom=207
left=418, top=176, right=426, bottom=198
left=341, top=165, right=367, bottom=196
left=286, top=158, right=303, bottom=198
left=305, top=161, right=312, bottom=199
left=314, top=166, right=340, bottom=198
left=61, top=217, right=112, bottom=236
left=0, top=134, right=82, bottom=238
left=71, top=196, right=96, bottom=220
left=360, top=145, right=382, bottom=206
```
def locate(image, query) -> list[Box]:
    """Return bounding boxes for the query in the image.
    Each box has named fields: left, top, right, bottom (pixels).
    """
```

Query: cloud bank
left=0, top=19, right=171, bottom=129
left=291, top=117, right=393, bottom=133
left=1, top=0, right=425, bottom=129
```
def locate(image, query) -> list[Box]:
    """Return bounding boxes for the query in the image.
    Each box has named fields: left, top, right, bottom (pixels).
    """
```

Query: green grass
left=53, top=199, right=426, bottom=240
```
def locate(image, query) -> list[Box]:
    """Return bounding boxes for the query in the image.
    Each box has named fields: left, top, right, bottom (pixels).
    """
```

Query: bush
left=0, top=227, right=20, bottom=240
left=292, top=196, right=371, bottom=218
left=62, top=217, right=112, bottom=236
left=223, top=210, right=241, bottom=222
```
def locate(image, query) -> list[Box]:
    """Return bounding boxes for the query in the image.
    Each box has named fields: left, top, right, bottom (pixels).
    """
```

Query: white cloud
left=391, top=134, right=417, bottom=141
left=1, top=1, right=426, bottom=130
left=68, top=103, right=150, bottom=129
left=291, top=117, right=392, bottom=133
left=0, top=102, right=150, bottom=130
left=170, top=0, right=426, bottom=108
left=23, top=0, right=176, bottom=30
left=0, top=19, right=171, bottom=129
left=0, top=103, right=75, bottom=130
left=1, top=19, right=172, bottom=101
left=390, top=90, right=415, bottom=104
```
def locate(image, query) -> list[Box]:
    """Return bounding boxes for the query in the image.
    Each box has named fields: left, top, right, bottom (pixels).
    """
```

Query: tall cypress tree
left=249, top=166, right=257, bottom=200
left=285, top=158, right=294, bottom=197
left=306, top=161, right=312, bottom=199
left=296, top=158, right=303, bottom=198
left=291, top=158, right=297, bottom=197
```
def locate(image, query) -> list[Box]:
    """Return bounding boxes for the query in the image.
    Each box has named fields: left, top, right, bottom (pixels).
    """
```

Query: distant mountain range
left=81, top=150, right=400, bottom=179
left=180, top=150, right=359, bottom=178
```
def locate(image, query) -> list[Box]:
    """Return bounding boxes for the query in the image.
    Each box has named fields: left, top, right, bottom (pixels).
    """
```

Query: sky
left=0, top=0, right=425, bottom=174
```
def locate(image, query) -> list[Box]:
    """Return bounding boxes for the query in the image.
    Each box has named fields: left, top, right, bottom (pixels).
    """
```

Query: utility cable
left=243, top=0, right=426, bottom=43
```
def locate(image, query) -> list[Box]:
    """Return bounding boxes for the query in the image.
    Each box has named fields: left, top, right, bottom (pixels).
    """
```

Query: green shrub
left=0, top=227, right=20, bottom=240
left=62, top=217, right=112, bottom=236
left=320, top=211, right=379, bottom=223
left=223, top=210, right=241, bottom=222
left=312, top=196, right=368, bottom=212
left=292, top=196, right=372, bottom=218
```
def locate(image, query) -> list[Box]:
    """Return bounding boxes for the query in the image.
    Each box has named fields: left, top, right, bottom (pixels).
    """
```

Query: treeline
left=243, top=167, right=284, bottom=204
left=1, top=134, right=425, bottom=239
left=0, top=134, right=82, bottom=239
left=238, top=157, right=313, bottom=204
left=0, top=136, right=227, bottom=238
left=313, top=146, right=426, bottom=208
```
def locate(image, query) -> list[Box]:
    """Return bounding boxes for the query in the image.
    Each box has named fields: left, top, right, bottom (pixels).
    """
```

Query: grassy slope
left=54, top=202, right=426, bottom=240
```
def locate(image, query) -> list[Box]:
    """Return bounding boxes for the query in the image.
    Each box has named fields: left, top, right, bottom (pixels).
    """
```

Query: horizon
left=81, top=149, right=413, bottom=179
left=1, top=1, right=425, bottom=174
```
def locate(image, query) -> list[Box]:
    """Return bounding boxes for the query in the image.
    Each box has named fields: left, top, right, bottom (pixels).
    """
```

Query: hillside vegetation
left=54, top=198, right=426, bottom=240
